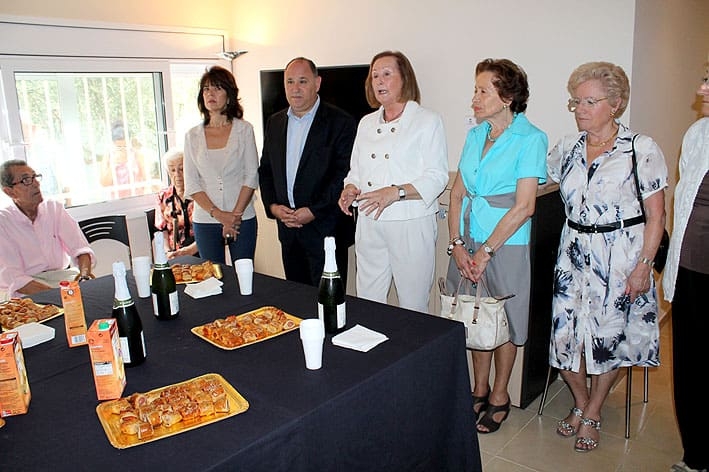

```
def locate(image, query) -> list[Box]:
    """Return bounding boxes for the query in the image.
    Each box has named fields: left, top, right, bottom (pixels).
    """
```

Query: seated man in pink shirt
left=0, top=160, right=95, bottom=299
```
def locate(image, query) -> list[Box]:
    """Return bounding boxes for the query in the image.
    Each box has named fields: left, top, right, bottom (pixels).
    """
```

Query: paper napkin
left=331, top=324, right=389, bottom=352
left=9, top=322, right=56, bottom=348
left=184, top=277, right=223, bottom=299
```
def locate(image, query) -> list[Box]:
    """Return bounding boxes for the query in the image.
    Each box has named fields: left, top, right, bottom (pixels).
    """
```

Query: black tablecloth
left=0, top=259, right=481, bottom=471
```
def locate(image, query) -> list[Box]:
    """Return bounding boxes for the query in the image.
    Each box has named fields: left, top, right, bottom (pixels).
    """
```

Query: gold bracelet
left=639, top=257, right=655, bottom=268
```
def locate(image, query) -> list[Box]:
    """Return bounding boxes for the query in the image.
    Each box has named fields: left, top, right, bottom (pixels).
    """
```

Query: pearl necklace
left=486, top=120, right=511, bottom=142
left=587, top=127, right=619, bottom=148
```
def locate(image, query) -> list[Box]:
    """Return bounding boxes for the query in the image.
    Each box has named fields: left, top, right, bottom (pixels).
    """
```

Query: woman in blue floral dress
left=547, top=62, right=667, bottom=453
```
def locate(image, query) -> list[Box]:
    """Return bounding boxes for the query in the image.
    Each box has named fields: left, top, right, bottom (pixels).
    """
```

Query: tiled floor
left=477, top=317, right=682, bottom=471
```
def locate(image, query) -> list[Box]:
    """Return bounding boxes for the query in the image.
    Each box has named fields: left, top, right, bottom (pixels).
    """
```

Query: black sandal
left=472, top=393, right=489, bottom=417
left=476, top=399, right=511, bottom=434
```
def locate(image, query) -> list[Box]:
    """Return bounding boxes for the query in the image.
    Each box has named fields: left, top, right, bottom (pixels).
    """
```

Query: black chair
left=145, top=208, right=159, bottom=243
left=145, top=208, right=160, bottom=259
left=79, top=215, right=132, bottom=274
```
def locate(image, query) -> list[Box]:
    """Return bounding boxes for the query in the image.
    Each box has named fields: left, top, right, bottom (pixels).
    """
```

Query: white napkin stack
left=184, top=277, right=224, bottom=299
left=331, top=324, right=388, bottom=352
left=8, top=322, right=55, bottom=348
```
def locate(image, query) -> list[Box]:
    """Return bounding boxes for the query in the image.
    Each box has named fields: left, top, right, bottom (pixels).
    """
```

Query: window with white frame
left=0, top=19, right=228, bottom=212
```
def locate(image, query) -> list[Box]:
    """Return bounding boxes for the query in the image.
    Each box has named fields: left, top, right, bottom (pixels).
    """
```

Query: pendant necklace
left=384, top=107, right=404, bottom=123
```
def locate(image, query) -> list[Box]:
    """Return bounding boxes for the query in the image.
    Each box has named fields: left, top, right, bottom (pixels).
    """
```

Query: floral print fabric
left=156, top=185, right=195, bottom=252
left=546, top=123, right=668, bottom=374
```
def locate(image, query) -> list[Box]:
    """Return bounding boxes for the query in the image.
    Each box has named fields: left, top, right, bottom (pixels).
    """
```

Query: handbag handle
left=630, top=134, right=648, bottom=223
left=631, top=134, right=667, bottom=272
left=472, top=277, right=493, bottom=323
left=449, top=276, right=467, bottom=316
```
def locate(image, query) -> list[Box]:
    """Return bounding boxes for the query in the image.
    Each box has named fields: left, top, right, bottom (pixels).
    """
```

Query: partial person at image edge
left=662, top=70, right=709, bottom=472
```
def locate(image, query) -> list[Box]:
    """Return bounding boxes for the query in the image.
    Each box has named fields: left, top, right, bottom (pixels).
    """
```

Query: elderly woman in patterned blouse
left=154, top=149, right=198, bottom=259
left=546, top=61, right=667, bottom=453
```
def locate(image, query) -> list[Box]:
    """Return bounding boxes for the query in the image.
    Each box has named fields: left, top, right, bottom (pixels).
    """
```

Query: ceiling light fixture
left=217, top=50, right=249, bottom=61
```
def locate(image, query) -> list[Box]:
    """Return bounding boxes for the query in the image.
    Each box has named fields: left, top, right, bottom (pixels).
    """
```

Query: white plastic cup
left=299, top=318, right=325, bottom=370
left=234, top=259, right=254, bottom=295
left=131, top=256, right=152, bottom=298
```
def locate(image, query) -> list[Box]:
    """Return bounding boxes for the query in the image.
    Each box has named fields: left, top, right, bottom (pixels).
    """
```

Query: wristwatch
left=392, top=184, right=406, bottom=201
left=482, top=240, right=495, bottom=257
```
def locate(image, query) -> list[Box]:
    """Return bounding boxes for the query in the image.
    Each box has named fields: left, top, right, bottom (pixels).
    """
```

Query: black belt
left=567, top=216, right=645, bottom=234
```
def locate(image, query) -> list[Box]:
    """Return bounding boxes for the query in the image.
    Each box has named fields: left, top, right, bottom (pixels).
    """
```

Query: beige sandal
left=556, top=407, right=583, bottom=437
left=574, top=417, right=601, bottom=452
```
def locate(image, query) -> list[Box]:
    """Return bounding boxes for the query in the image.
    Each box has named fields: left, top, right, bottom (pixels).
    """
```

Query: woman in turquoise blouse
left=447, top=58, right=547, bottom=434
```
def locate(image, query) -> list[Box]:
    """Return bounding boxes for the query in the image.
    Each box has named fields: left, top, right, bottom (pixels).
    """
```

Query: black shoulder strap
left=630, top=134, right=647, bottom=223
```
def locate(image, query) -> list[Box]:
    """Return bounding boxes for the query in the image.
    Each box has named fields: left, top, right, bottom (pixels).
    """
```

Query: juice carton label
left=60, top=281, right=88, bottom=347
left=0, top=331, right=31, bottom=417
left=87, top=319, right=126, bottom=400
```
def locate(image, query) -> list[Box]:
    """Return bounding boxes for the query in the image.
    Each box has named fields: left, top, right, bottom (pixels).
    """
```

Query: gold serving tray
left=191, top=306, right=301, bottom=351
left=96, top=373, right=248, bottom=449
left=0, top=300, right=64, bottom=331
left=150, top=262, right=223, bottom=285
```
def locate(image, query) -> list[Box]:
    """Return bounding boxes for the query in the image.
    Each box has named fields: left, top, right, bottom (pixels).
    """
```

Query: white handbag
left=439, top=277, right=512, bottom=350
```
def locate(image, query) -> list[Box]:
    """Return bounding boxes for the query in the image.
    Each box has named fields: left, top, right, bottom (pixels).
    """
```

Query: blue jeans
left=193, top=217, right=257, bottom=264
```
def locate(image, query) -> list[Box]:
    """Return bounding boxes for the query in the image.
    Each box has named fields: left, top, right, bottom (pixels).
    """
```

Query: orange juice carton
left=0, top=331, right=31, bottom=417
left=60, top=280, right=88, bottom=347
left=87, top=319, right=126, bottom=400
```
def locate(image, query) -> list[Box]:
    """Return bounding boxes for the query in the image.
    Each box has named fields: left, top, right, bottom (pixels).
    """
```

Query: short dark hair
left=197, top=66, right=244, bottom=125
left=475, top=58, right=530, bottom=114
left=0, top=159, right=27, bottom=187
left=285, top=57, right=319, bottom=77
left=365, top=51, right=421, bottom=108
left=111, top=122, right=126, bottom=142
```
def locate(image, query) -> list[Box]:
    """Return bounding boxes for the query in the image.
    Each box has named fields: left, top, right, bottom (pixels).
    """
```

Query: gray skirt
left=446, top=192, right=531, bottom=346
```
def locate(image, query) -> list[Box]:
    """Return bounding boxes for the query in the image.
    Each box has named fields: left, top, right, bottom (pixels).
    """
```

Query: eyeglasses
left=567, top=97, right=608, bottom=112
left=10, top=174, right=42, bottom=186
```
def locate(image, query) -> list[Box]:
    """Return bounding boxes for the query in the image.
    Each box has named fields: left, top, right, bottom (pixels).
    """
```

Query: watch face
left=398, top=188, right=406, bottom=199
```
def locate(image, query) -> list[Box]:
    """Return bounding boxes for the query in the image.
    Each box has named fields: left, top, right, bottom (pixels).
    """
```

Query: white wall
left=631, top=0, right=709, bottom=204
left=230, top=0, right=636, bottom=166
left=227, top=0, right=637, bottom=276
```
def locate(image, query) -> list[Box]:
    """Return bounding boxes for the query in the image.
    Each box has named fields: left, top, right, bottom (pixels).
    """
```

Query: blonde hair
left=567, top=61, right=630, bottom=117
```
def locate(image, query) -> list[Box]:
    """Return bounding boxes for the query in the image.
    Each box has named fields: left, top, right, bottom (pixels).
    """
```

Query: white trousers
left=355, top=214, right=437, bottom=313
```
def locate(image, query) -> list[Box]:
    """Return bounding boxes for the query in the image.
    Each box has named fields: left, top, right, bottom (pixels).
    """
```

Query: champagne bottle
left=111, top=261, right=146, bottom=367
left=318, top=236, right=346, bottom=333
left=151, top=232, right=179, bottom=320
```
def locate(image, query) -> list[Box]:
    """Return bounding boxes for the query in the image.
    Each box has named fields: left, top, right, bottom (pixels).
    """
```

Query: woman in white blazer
left=339, top=51, right=448, bottom=313
left=184, top=66, right=259, bottom=264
